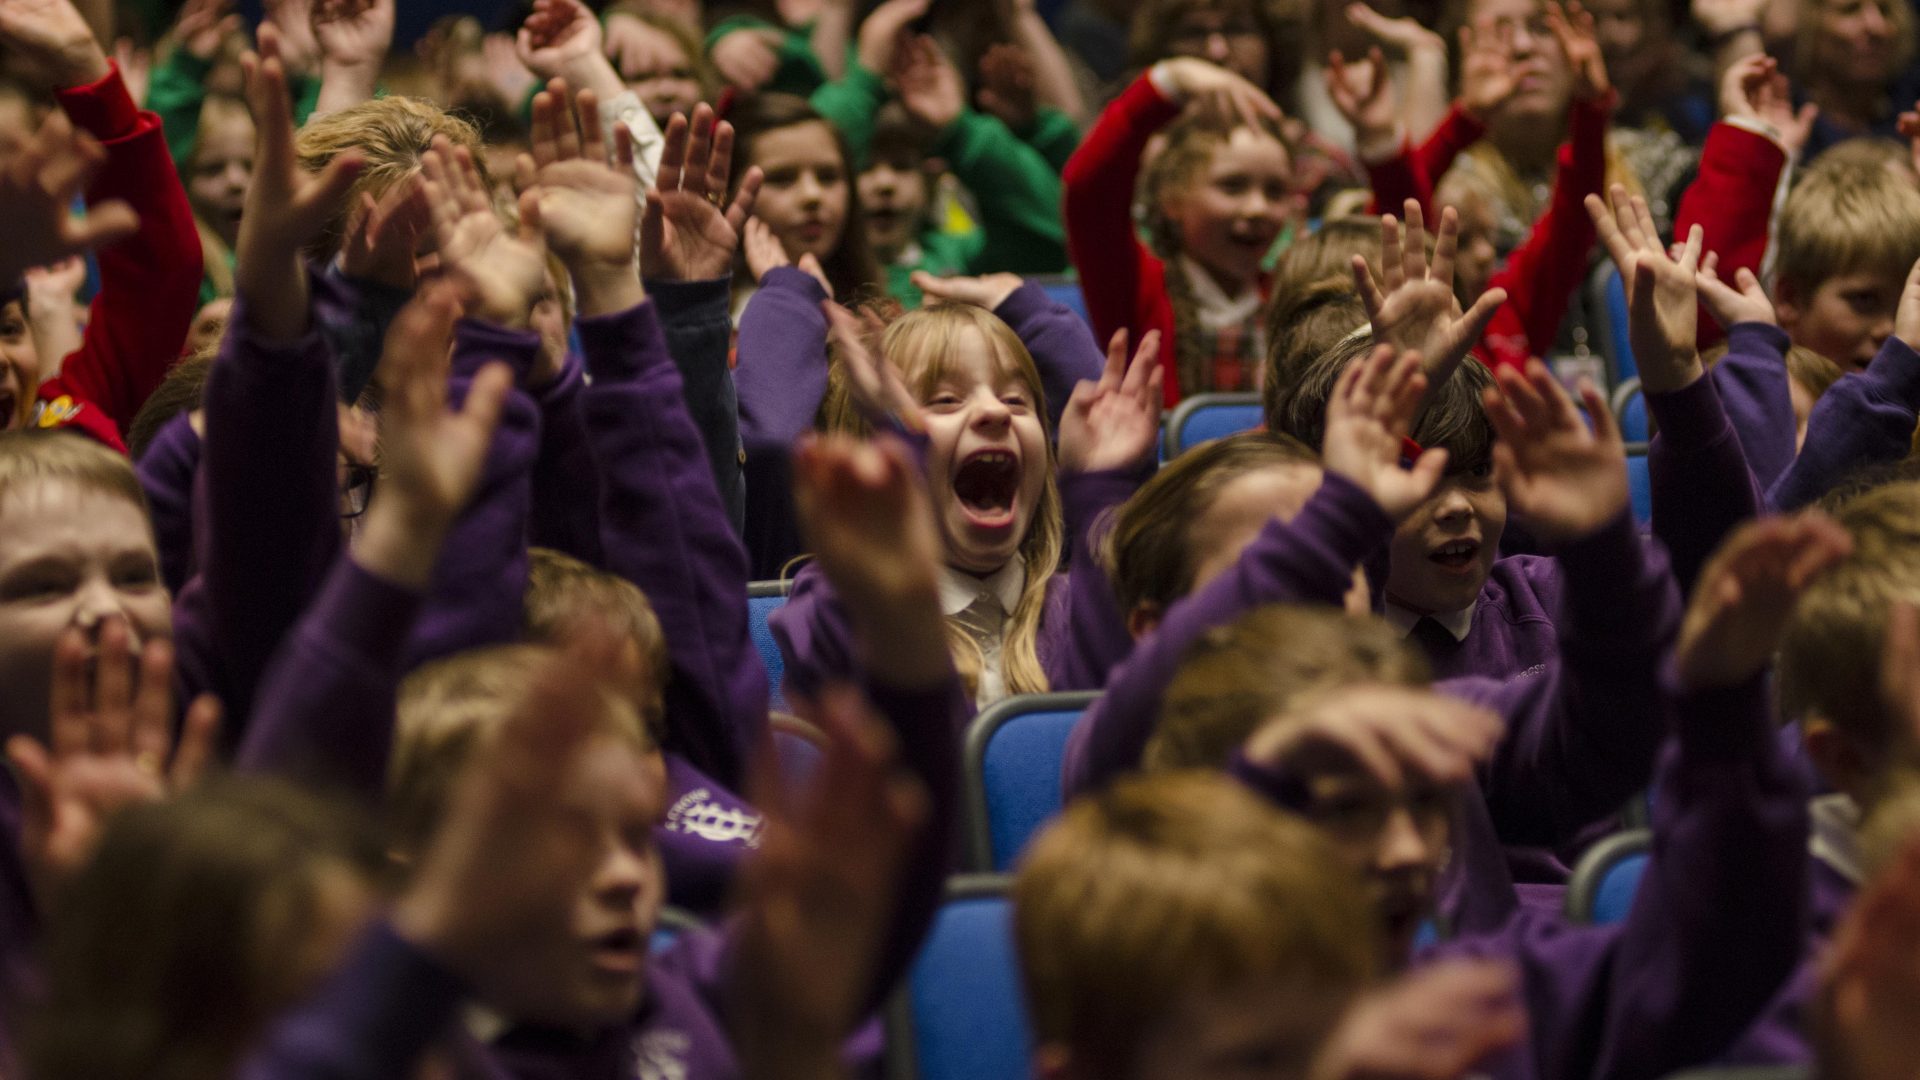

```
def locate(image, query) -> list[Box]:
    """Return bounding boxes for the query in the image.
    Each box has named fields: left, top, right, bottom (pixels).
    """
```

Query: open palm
left=1356, top=200, right=1507, bottom=388
left=1482, top=361, right=1627, bottom=542
left=642, top=102, right=762, bottom=282
left=520, top=82, right=637, bottom=271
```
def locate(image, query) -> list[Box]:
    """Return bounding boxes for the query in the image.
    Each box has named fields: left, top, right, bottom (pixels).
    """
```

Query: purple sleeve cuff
left=1645, top=369, right=1731, bottom=447
left=759, top=265, right=830, bottom=303
left=1669, top=667, right=1772, bottom=762
left=54, top=62, right=139, bottom=140
left=452, top=318, right=541, bottom=383
left=646, top=277, right=731, bottom=323
left=575, top=299, right=667, bottom=382
left=1309, top=471, right=1397, bottom=562
left=1228, top=750, right=1311, bottom=812
left=992, top=280, right=1052, bottom=326
left=226, top=293, right=329, bottom=364
left=1865, top=335, right=1920, bottom=400
left=1725, top=321, right=1789, bottom=361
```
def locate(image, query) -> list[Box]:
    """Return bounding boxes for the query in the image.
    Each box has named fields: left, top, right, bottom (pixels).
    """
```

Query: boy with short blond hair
left=1772, top=162, right=1920, bottom=372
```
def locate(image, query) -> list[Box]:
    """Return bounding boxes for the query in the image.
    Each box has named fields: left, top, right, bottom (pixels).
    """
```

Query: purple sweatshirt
left=135, top=411, right=200, bottom=593
left=1650, top=360, right=1766, bottom=596
left=1062, top=473, right=1680, bottom=886
left=1712, top=328, right=1920, bottom=512
left=735, top=270, right=1109, bottom=579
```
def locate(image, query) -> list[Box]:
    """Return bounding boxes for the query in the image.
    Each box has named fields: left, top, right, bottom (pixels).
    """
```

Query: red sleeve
left=1476, top=94, right=1609, bottom=374
left=1063, top=73, right=1178, bottom=371
left=1674, top=122, right=1787, bottom=350
left=1364, top=139, right=1426, bottom=217
left=46, top=63, right=203, bottom=438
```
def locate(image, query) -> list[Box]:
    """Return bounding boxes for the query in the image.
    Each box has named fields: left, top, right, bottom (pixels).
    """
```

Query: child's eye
left=814, top=167, right=843, bottom=187
left=113, top=559, right=159, bottom=591
left=763, top=167, right=800, bottom=187
left=0, top=570, right=77, bottom=602
left=1215, top=176, right=1250, bottom=195
left=1000, top=393, right=1030, bottom=410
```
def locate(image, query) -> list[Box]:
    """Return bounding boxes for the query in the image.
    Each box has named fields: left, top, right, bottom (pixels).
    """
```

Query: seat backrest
left=747, top=579, right=794, bottom=709
left=1612, top=377, right=1648, bottom=442
left=1625, top=443, right=1652, bottom=524
left=964, top=692, right=1100, bottom=872
left=1165, top=393, right=1264, bottom=458
left=1588, top=263, right=1638, bottom=385
left=1565, top=829, right=1652, bottom=925
left=1033, top=276, right=1091, bottom=326
left=885, top=876, right=1032, bottom=1080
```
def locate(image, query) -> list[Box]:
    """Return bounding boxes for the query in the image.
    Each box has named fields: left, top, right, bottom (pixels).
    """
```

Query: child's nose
left=1204, top=31, right=1232, bottom=61
left=1375, top=807, right=1432, bottom=873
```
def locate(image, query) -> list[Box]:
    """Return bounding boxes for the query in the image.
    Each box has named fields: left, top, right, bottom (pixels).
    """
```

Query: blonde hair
left=1014, top=771, right=1376, bottom=1078
left=1779, top=482, right=1920, bottom=757
left=1775, top=160, right=1920, bottom=299
left=1788, top=344, right=1847, bottom=401
left=294, top=97, right=488, bottom=262
left=1146, top=605, right=1429, bottom=772
left=389, top=644, right=652, bottom=851
left=0, top=430, right=151, bottom=519
left=522, top=548, right=668, bottom=737
left=820, top=304, right=1065, bottom=700
left=1105, top=431, right=1321, bottom=617
left=1142, top=110, right=1292, bottom=396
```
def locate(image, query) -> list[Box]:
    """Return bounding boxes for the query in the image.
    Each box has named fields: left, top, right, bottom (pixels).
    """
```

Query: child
left=853, top=40, right=1067, bottom=309
left=1772, top=160, right=1920, bottom=372
left=727, top=93, right=881, bottom=310
left=766, top=293, right=1160, bottom=710
left=0, top=0, right=202, bottom=452
left=605, top=5, right=713, bottom=125
left=1065, top=56, right=1294, bottom=402
left=180, top=94, right=253, bottom=304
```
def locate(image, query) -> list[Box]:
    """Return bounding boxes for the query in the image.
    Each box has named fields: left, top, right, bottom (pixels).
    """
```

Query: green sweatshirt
left=148, top=47, right=322, bottom=169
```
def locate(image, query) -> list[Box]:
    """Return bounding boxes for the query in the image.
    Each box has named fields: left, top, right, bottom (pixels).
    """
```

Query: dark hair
left=128, top=355, right=214, bottom=462
left=1262, top=276, right=1368, bottom=424
left=1126, top=0, right=1301, bottom=109
left=727, top=93, right=882, bottom=303
left=30, top=778, right=388, bottom=1080
left=1270, top=336, right=1497, bottom=471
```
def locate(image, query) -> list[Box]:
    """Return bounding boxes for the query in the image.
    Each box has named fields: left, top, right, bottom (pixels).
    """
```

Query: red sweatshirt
left=1064, top=73, right=1262, bottom=406
left=1367, top=96, right=1611, bottom=374
left=31, top=63, right=202, bottom=453
left=1672, top=121, right=1788, bottom=352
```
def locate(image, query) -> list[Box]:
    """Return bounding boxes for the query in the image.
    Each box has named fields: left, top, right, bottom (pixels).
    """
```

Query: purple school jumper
left=135, top=410, right=201, bottom=592
left=735, top=270, right=1111, bottom=580
left=1061, top=473, right=1680, bottom=909
left=1649, top=364, right=1766, bottom=596
left=1712, top=327, right=1920, bottom=512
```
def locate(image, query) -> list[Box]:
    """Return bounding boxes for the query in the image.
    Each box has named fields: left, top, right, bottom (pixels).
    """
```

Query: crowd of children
left=13, top=0, right=1920, bottom=1074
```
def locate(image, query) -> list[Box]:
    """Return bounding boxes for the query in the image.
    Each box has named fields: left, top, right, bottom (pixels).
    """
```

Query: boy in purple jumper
left=1068, top=345, right=1680, bottom=897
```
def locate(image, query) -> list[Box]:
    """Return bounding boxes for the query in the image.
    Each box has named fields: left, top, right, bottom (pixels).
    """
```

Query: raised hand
left=1347, top=2, right=1446, bottom=56
left=1696, top=251, right=1776, bottom=330
left=1354, top=199, right=1508, bottom=388
left=167, top=0, right=240, bottom=62
left=1480, top=360, right=1627, bottom=544
left=355, top=279, right=515, bottom=587
left=1245, top=684, right=1504, bottom=792
left=312, top=0, right=392, bottom=69
left=855, top=0, right=929, bottom=78
left=515, top=0, right=621, bottom=98
left=1692, top=0, right=1766, bottom=38
left=1325, top=47, right=1398, bottom=152
left=747, top=217, right=832, bottom=294
left=1322, top=344, right=1450, bottom=521
left=1585, top=184, right=1704, bottom=393
left=517, top=78, right=643, bottom=315
left=791, top=433, right=950, bottom=683
left=235, top=20, right=366, bottom=342
left=641, top=102, right=763, bottom=282
left=7, top=621, right=221, bottom=905
left=731, top=684, right=928, bottom=1077
left=976, top=42, right=1037, bottom=133
left=1674, top=512, right=1851, bottom=692
left=908, top=270, right=1022, bottom=310
left=710, top=25, right=781, bottom=91
left=421, top=135, right=547, bottom=328
left=893, top=34, right=964, bottom=132
left=823, top=301, right=920, bottom=431
left=1545, top=2, right=1609, bottom=102
left=0, top=0, right=110, bottom=87
left=1457, top=20, right=1518, bottom=120
left=1724, top=54, right=1817, bottom=158
left=1311, top=958, right=1524, bottom=1080
left=1057, top=329, right=1163, bottom=475
left=0, top=110, right=137, bottom=282
left=1895, top=256, right=1920, bottom=352
left=391, top=636, right=653, bottom=1009
left=339, top=173, right=430, bottom=290
left=1157, top=56, right=1285, bottom=126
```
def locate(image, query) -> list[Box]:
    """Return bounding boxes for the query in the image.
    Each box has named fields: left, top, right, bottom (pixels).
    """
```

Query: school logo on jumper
left=665, top=788, right=764, bottom=848
left=32, top=396, right=80, bottom=428
left=631, top=1029, right=689, bottom=1080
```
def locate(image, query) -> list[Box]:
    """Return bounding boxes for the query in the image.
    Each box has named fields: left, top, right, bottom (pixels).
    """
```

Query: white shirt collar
left=1810, top=793, right=1863, bottom=885
left=939, top=559, right=1027, bottom=618
left=1176, top=254, right=1264, bottom=331
left=1381, top=598, right=1476, bottom=643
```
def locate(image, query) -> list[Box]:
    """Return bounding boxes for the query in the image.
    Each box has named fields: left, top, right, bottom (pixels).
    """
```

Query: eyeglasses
left=340, top=462, right=377, bottom=520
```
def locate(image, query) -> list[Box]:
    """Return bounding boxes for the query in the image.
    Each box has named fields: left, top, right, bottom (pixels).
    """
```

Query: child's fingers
left=1401, top=198, right=1427, bottom=282
left=529, top=87, right=559, bottom=165
left=656, top=111, right=689, bottom=193
left=727, top=166, right=763, bottom=236
left=1678, top=223, right=1705, bottom=272
left=47, top=629, right=90, bottom=759
left=683, top=103, right=716, bottom=200
left=458, top=361, right=515, bottom=446
left=708, top=121, right=737, bottom=197
left=575, top=86, right=606, bottom=164
left=1379, top=213, right=1405, bottom=291
left=1576, top=377, right=1617, bottom=445
left=130, top=638, right=177, bottom=765
left=168, top=694, right=223, bottom=790
left=1350, top=254, right=1387, bottom=319
left=1431, top=205, right=1459, bottom=287
left=1100, top=328, right=1128, bottom=392
left=1459, top=286, right=1508, bottom=344
left=1480, top=382, right=1525, bottom=444
left=6, top=738, right=54, bottom=835
left=92, top=618, right=135, bottom=754
left=639, top=190, right=667, bottom=264
left=1124, top=330, right=1162, bottom=398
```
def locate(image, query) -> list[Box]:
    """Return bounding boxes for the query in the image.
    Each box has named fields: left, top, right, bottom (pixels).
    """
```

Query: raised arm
left=911, top=273, right=1107, bottom=432
left=559, top=94, right=771, bottom=787
left=1061, top=345, right=1445, bottom=795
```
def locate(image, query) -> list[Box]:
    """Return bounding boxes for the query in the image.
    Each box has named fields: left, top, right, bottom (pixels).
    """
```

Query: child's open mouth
left=1429, top=539, right=1479, bottom=571
left=589, top=926, right=646, bottom=975
left=953, top=448, right=1021, bottom=530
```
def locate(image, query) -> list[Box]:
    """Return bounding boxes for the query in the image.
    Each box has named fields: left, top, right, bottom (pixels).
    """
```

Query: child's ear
left=1031, top=1043, right=1077, bottom=1080
left=1805, top=716, right=1876, bottom=804
left=1126, top=601, right=1163, bottom=642
left=1774, top=277, right=1804, bottom=332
